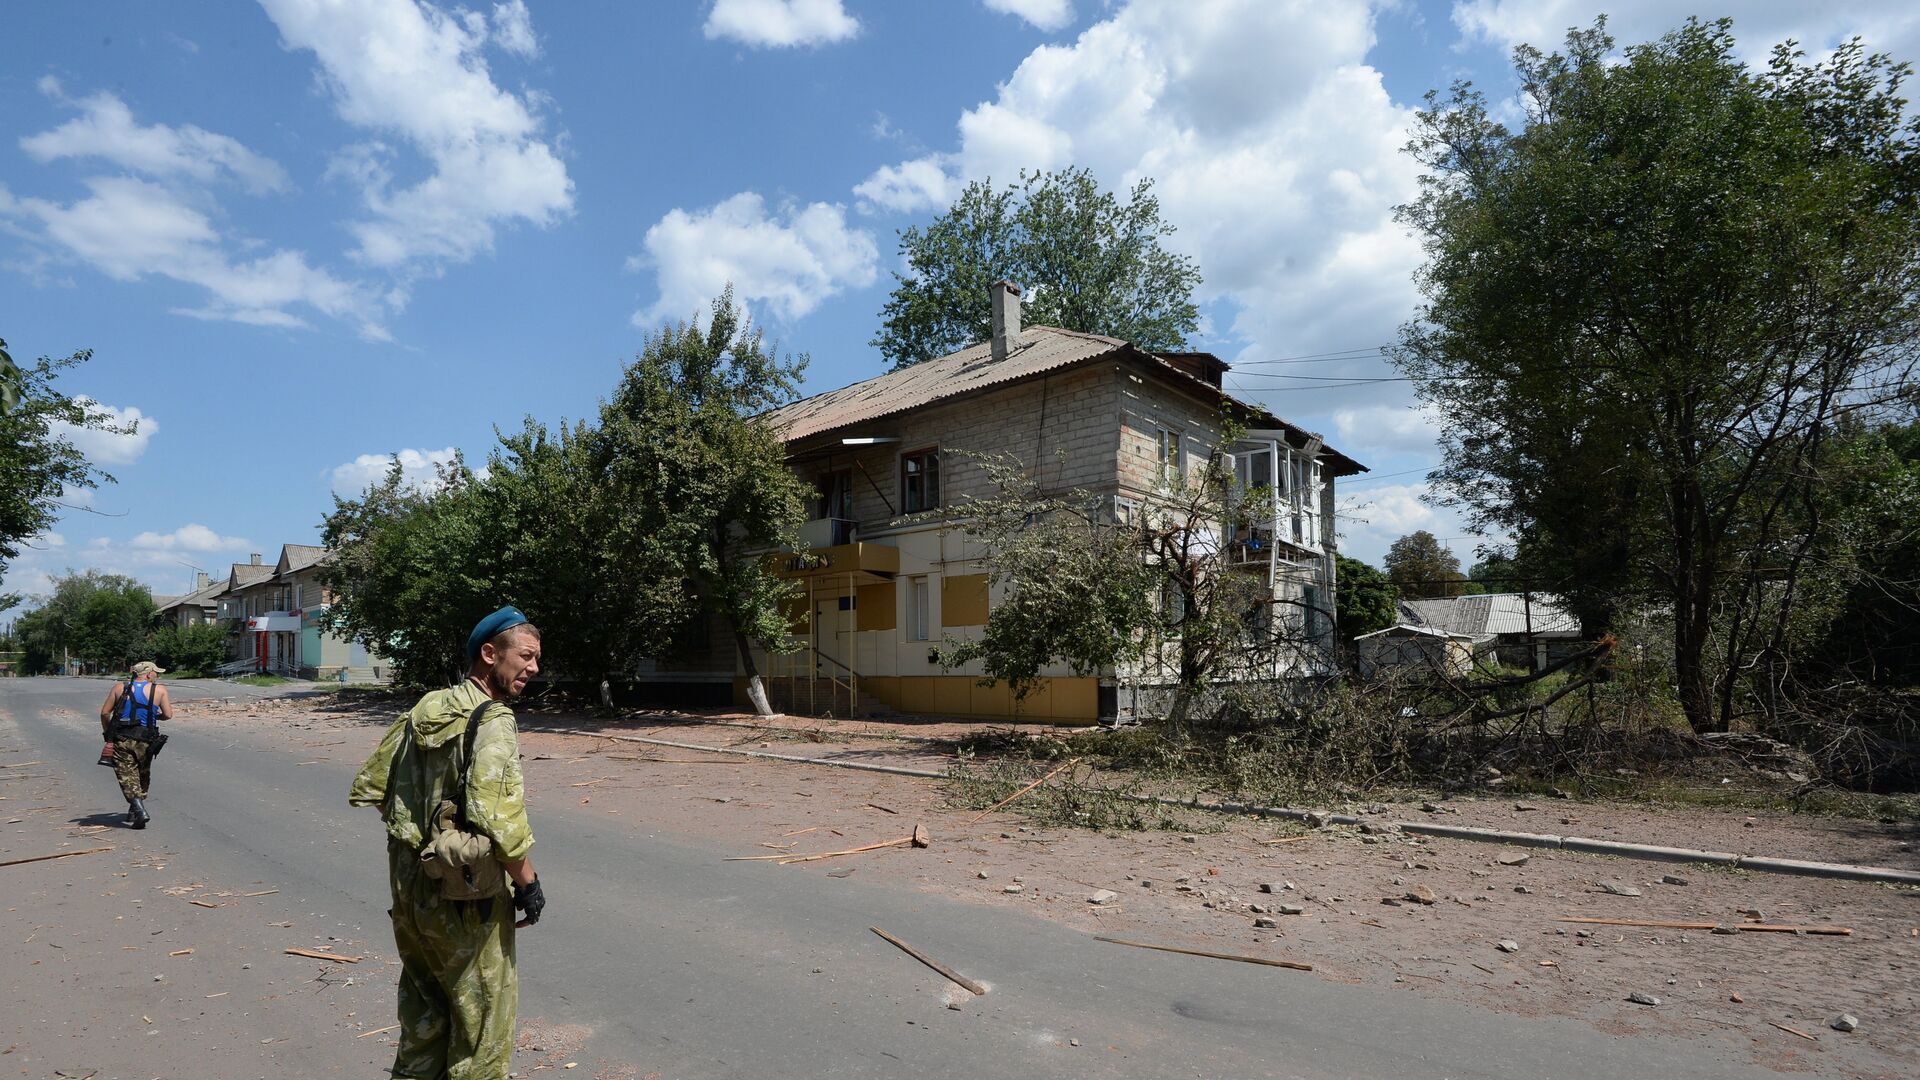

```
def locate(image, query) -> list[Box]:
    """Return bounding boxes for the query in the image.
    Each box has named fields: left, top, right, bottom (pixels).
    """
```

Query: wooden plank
left=0, top=846, right=113, bottom=869
left=1105, top=930, right=1313, bottom=972
left=1558, top=916, right=1852, bottom=936
left=961, top=758, right=1081, bottom=826
left=284, top=947, right=361, bottom=963
left=870, top=927, right=987, bottom=996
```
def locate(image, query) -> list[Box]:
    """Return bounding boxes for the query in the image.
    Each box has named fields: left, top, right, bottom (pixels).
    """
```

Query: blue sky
left=4, top=0, right=1916, bottom=602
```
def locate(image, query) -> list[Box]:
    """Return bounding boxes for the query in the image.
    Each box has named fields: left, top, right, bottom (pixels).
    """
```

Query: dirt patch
left=171, top=693, right=1920, bottom=1077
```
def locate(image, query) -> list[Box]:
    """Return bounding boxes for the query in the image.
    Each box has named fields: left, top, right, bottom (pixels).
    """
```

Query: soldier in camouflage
left=101, top=661, right=171, bottom=828
left=351, top=607, right=547, bottom=1080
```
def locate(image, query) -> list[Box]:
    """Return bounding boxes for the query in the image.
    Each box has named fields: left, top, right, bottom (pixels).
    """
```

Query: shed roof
left=763, top=325, right=1365, bottom=475
left=1399, top=594, right=1579, bottom=638
left=1353, top=623, right=1477, bottom=641
left=277, top=544, right=329, bottom=576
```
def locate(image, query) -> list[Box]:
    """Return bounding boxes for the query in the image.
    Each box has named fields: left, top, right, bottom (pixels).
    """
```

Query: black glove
left=513, top=876, right=545, bottom=926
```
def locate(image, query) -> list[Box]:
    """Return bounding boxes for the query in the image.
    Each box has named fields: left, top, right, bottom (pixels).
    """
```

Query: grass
left=231, top=673, right=292, bottom=687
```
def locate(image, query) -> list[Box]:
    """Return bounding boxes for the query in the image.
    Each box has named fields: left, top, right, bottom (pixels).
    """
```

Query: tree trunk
left=598, top=677, right=614, bottom=711
left=734, top=630, right=775, bottom=718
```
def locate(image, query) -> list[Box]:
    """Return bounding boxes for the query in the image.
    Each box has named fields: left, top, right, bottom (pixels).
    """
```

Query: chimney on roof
left=990, top=279, right=1022, bottom=363
left=195, top=571, right=209, bottom=590
left=250, top=553, right=262, bottom=565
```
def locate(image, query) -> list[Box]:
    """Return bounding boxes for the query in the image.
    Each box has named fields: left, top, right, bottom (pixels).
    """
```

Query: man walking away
left=100, top=661, right=171, bottom=828
left=350, top=606, right=547, bottom=1080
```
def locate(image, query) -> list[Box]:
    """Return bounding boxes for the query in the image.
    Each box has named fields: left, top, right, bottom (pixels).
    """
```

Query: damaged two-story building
left=636, top=282, right=1365, bottom=724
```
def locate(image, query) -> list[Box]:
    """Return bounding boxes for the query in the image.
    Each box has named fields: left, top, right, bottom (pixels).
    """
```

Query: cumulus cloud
left=630, top=192, right=878, bottom=327
left=128, top=524, right=252, bottom=553
left=6, top=176, right=385, bottom=336
left=490, top=0, right=538, bottom=57
left=984, top=0, right=1074, bottom=32
left=259, top=0, right=574, bottom=269
left=704, top=0, right=860, bottom=48
left=855, top=0, right=1424, bottom=371
left=47, top=397, right=158, bottom=467
left=1451, top=1, right=1920, bottom=66
left=22, top=79, right=290, bottom=195
left=328, top=446, right=463, bottom=496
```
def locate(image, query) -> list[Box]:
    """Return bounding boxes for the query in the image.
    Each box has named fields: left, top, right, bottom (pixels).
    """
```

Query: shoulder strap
left=455, top=699, right=496, bottom=828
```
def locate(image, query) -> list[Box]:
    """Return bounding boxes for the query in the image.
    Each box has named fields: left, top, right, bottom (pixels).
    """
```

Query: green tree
left=1334, top=555, right=1400, bottom=643
left=0, top=341, right=123, bottom=608
left=320, top=456, right=490, bottom=686
left=1383, top=531, right=1467, bottom=599
left=584, top=288, right=811, bottom=715
left=1396, top=19, right=1920, bottom=732
left=145, top=621, right=231, bottom=678
left=14, top=570, right=151, bottom=671
left=873, top=168, right=1202, bottom=369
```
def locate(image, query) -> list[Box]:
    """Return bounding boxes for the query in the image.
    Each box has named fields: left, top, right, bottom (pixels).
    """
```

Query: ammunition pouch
left=418, top=800, right=509, bottom=901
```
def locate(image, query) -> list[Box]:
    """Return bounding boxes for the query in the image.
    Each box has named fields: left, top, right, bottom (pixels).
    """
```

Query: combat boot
left=129, top=797, right=150, bottom=829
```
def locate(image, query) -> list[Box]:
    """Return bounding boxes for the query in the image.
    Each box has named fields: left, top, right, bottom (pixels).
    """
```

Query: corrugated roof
left=762, top=325, right=1366, bottom=474
left=765, top=327, right=1126, bottom=445
left=1400, top=594, right=1579, bottom=637
left=279, top=543, right=329, bottom=575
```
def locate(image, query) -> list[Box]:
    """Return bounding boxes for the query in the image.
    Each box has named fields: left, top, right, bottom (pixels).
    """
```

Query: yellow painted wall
left=856, top=582, right=896, bottom=632
left=941, top=573, right=990, bottom=627
left=860, top=675, right=1100, bottom=724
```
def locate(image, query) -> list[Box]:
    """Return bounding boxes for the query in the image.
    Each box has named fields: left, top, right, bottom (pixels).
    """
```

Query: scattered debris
left=1627, top=992, right=1661, bottom=1006
left=1495, top=852, right=1530, bottom=867
left=1768, top=1022, right=1819, bottom=1042
left=1598, top=880, right=1643, bottom=897
left=1004, top=884, right=1024, bottom=894
left=870, top=926, right=986, bottom=996
left=1095, top=935, right=1311, bottom=972
left=1660, top=875, right=1689, bottom=887
left=188, top=900, right=220, bottom=909
left=1405, top=885, right=1437, bottom=906
left=168, top=948, right=194, bottom=957
left=1496, top=940, right=1520, bottom=953
left=1087, top=889, right=1118, bottom=906
left=0, top=846, right=113, bottom=869
left=866, top=803, right=899, bottom=815
left=241, top=889, right=279, bottom=897
left=1830, top=1014, right=1860, bottom=1033
left=961, top=758, right=1081, bottom=826
left=357, top=1024, right=401, bottom=1039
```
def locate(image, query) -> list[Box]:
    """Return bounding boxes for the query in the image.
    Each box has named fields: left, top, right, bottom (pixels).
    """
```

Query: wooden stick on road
left=1095, top=935, right=1313, bottom=972
left=284, top=947, right=361, bottom=963
left=870, top=927, right=987, bottom=996
left=0, top=846, right=113, bottom=869
left=962, top=757, right=1081, bottom=826
left=1558, top=916, right=1853, bottom=936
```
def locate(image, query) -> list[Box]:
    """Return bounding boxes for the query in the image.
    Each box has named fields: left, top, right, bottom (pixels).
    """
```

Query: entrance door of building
left=813, top=596, right=853, bottom=678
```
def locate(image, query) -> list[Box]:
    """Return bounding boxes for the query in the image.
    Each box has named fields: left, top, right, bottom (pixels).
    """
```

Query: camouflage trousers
left=386, top=844, right=519, bottom=1080
left=112, top=740, right=154, bottom=801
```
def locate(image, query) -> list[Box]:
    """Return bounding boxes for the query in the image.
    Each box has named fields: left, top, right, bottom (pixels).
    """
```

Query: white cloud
left=22, top=80, right=291, bottom=195
left=6, top=176, right=386, bottom=336
left=491, top=0, right=538, bottom=57
left=47, top=397, right=158, bottom=467
left=704, top=0, right=860, bottom=49
left=1331, top=403, right=1442, bottom=458
left=855, top=0, right=1425, bottom=371
left=984, top=0, right=1074, bottom=32
left=259, top=0, right=573, bottom=269
left=329, top=446, right=462, bottom=496
left=631, top=192, right=878, bottom=327
left=852, top=157, right=956, bottom=215
left=128, top=524, right=252, bottom=553
left=1451, top=1, right=1920, bottom=67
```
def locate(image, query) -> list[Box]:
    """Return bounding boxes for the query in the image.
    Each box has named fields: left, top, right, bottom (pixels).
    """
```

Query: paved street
left=1, top=678, right=1781, bottom=1079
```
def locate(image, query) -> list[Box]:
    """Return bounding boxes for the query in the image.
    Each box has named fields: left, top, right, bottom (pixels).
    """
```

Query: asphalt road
left=0, top=677, right=1773, bottom=1079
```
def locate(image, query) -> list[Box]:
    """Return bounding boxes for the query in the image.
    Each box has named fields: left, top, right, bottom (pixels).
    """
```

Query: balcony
left=798, top=516, right=858, bottom=548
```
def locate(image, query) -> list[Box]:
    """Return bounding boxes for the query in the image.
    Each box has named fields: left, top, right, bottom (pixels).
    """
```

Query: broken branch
left=284, top=947, right=360, bottom=963
left=962, top=757, right=1081, bottom=826
left=1557, top=916, right=1852, bottom=936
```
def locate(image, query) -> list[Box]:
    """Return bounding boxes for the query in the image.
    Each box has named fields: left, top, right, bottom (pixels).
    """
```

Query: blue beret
left=467, top=605, right=529, bottom=662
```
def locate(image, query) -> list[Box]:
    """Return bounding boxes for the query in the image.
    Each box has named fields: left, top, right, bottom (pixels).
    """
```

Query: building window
left=902, top=448, right=940, bottom=513
left=907, top=576, right=930, bottom=641
left=1155, top=427, right=1182, bottom=482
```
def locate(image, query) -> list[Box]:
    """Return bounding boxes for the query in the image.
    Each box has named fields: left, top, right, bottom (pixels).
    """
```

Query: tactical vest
left=113, top=681, right=159, bottom=740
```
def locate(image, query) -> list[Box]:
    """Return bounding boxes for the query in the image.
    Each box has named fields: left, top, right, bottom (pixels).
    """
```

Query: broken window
left=1155, top=427, right=1182, bottom=483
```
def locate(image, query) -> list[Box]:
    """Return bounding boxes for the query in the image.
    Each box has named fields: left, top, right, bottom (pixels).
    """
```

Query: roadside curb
left=529, top=726, right=1920, bottom=888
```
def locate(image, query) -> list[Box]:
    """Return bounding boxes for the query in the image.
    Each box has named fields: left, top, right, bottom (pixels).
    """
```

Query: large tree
left=1334, top=555, right=1400, bottom=642
left=873, top=168, right=1202, bottom=369
left=0, top=340, right=121, bottom=609
left=14, top=570, right=151, bottom=671
left=1383, top=531, right=1467, bottom=599
left=1396, top=19, right=1920, bottom=733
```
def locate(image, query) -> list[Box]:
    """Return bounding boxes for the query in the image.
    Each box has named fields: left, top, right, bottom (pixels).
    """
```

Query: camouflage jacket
left=349, top=679, right=535, bottom=862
